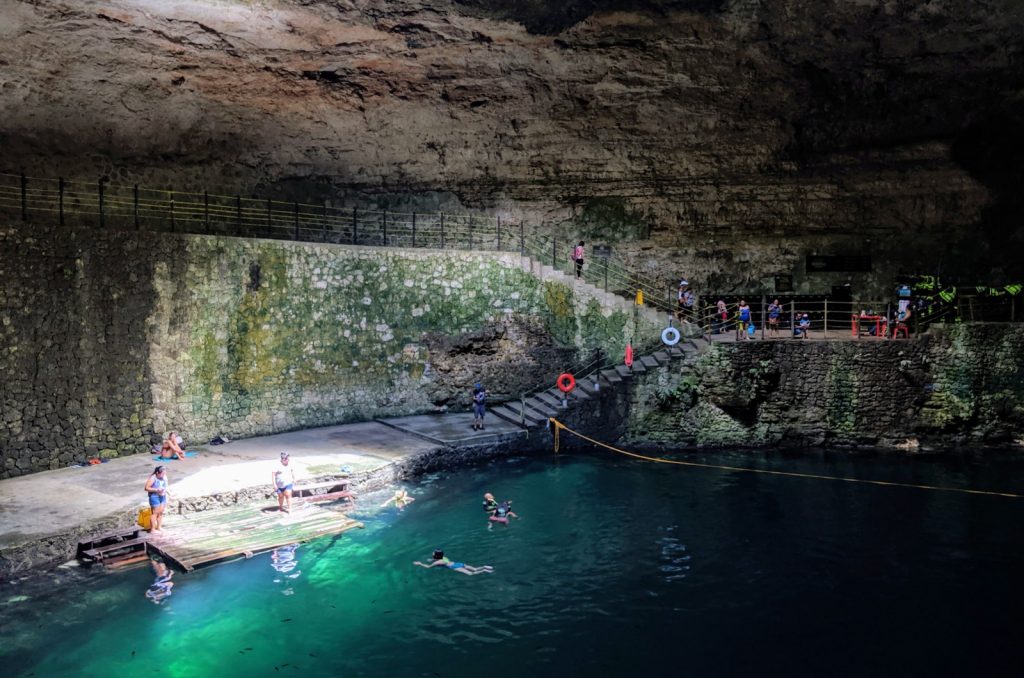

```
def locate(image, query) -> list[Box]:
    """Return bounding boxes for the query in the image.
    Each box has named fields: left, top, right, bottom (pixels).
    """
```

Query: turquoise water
left=3, top=449, right=1023, bottom=677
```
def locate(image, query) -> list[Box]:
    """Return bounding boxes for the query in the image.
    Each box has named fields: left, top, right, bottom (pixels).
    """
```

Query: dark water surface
left=3, top=449, right=1023, bottom=677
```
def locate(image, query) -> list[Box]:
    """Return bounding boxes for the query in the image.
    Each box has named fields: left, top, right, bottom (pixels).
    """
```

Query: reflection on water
left=656, top=525, right=691, bottom=582
left=144, top=559, right=174, bottom=605
left=271, top=544, right=301, bottom=595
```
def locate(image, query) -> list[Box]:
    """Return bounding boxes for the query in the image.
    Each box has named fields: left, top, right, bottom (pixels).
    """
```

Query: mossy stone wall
left=626, top=324, right=1024, bottom=450
left=1, top=224, right=652, bottom=476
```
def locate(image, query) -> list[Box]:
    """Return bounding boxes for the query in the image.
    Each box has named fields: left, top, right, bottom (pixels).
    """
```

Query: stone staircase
left=517, top=256, right=668, bottom=327
left=490, top=337, right=709, bottom=430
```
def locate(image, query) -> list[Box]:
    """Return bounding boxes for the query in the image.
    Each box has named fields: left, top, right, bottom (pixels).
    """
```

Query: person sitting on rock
left=159, top=431, right=186, bottom=460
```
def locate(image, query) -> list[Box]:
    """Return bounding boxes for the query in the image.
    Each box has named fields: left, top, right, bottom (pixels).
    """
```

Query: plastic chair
left=893, top=323, right=909, bottom=339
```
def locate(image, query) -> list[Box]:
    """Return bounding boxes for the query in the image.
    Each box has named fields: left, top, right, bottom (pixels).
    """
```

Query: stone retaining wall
left=0, top=223, right=654, bottom=477
left=626, top=324, right=1024, bottom=451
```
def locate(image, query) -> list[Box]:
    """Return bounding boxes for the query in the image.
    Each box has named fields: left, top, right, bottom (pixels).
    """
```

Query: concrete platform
left=376, top=412, right=526, bottom=445
left=0, top=421, right=436, bottom=561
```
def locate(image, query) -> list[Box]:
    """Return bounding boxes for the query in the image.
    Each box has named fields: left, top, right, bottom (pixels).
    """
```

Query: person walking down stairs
left=571, top=241, right=585, bottom=279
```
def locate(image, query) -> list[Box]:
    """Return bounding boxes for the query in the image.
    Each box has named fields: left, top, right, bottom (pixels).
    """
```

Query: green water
left=3, top=450, right=1023, bottom=677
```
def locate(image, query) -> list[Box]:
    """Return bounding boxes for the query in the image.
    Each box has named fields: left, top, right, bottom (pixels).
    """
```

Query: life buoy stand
left=661, top=327, right=681, bottom=346
left=556, top=373, right=576, bottom=393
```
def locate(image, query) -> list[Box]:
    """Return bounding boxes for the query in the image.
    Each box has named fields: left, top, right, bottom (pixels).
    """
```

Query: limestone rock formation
left=2, top=0, right=1022, bottom=293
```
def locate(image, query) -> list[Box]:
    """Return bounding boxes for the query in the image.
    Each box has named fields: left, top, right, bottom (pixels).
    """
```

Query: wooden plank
left=82, top=537, right=148, bottom=560
left=149, top=501, right=363, bottom=572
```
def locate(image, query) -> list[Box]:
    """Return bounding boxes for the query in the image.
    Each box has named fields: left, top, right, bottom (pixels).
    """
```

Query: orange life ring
left=556, top=373, right=576, bottom=393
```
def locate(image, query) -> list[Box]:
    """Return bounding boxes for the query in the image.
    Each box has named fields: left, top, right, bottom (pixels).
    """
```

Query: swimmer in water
left=414, top=549, right=493, bottom=576
left=145, top=558, right=174, bottom=604
left=381, top=488, right=415, bottom=510
left=483, top=492, right=518, bottom=526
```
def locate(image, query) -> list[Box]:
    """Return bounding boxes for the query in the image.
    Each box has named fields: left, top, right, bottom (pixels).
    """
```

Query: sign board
left=774, top=274, right=793, bottom=293
left=592, top=245, right=612, bottom=258
left=806, top=254, right=872, bottom=273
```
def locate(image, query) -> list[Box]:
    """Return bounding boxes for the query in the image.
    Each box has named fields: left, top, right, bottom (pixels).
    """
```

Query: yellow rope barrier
left=548, top=419, right=1023, bottom=499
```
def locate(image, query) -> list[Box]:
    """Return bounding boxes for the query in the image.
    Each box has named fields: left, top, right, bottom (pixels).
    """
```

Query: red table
left=850, top=314, right=884, bottom=338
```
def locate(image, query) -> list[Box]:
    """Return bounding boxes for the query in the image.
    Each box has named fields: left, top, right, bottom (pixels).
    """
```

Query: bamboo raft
left=148, top=499, right=363, bottom=572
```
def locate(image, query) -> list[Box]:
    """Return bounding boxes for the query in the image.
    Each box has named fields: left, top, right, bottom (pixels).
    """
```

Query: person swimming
left=482, top=492, right=499, bottom=515
left=145, top=558, right=174, bottom=604
left=413, top=549, right=493, bottom=576
left=381, top=488, right=415, bottom=510
left=483, top=492, right=518, bottom=525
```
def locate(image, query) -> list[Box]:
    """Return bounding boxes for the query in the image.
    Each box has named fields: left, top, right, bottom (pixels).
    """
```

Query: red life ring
left=556, top=373, right=576, bottom=393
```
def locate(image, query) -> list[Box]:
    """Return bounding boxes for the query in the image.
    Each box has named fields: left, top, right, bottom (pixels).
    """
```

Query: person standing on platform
left=472, top=383, right=488, bottom=431
left=767, top=299, right=782, bottom=338
left=273, top=451, right=296, bottom=513
left=571, top=241, right=585, bottom=279
left=144, top=466, right=170, bottom=531
left=738, top=300, right=752, bottom=338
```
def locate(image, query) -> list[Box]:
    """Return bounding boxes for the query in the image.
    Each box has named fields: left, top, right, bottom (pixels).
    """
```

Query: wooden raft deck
left=148, top=502, right=363, bottom=572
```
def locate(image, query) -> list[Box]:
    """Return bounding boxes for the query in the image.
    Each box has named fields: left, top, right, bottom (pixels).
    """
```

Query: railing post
left=322, top=201, right=328, bottom=242
left=204, top=190, right=210, bottom=230
left=469, top=216, right=474, bottom=250
left=98, top=178, right=105, bottom=228
left=604, top=257, right=609, bottom=292
left=552, top=238, right=557, bottom=268
left=497, top=216, right=501, bottom=251
left=519, top=222, right=525, bottom=255
left=353, top=207, right=358, bottom=244
left=791, top=300, right=796, bottom=340
left=58, top=177, right=65, bottom=226
left=823, top=299, right=828, bottom=338
left=170, top=194, right=175, bottom=232
left=20, top=173, right=26, bottom=222
left=236, top=195, right=242, bottom=235
left=133, top=184, right=139, bottom=229
left=761, top=294, right=766, bottom=340
left=382, top=209, right=388, bottom=246
left=294, top=201, right=300, bottom=240
left=412, top=212, right=417, bottom=247
left=440, top=213, right=445, bottom=248
left=266, top=198, right=272, bottom=234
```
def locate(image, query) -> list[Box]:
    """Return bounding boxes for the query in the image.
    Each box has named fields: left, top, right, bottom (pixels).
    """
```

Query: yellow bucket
left=137, top=507, right=152, bottom=531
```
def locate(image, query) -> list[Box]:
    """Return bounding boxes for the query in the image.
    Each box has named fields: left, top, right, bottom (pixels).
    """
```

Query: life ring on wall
left=661, top=327, right=681, bottom=346
left=556, top=373, right=576, bottom=393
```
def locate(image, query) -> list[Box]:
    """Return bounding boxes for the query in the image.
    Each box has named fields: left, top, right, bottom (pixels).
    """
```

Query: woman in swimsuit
left=414, top=549, right=493, bottom=576
left=159, top=431, right=185, bottom=460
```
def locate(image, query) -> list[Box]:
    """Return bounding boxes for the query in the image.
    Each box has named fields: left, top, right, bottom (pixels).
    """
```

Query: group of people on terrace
left=675, top=281, right=914, bottom=341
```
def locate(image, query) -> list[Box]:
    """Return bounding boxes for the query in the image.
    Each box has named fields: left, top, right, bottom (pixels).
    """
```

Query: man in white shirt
left=272, top=451, right=296, bottom=513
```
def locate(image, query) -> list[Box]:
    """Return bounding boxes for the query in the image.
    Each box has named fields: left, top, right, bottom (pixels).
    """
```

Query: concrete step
left=652, top=350, right=671, bottom=363
left=491, top=404, right=543, bottom=428
left=523, top=397, right=558, bottom=418
left=640, top=355, right=661, bottom=369
left=578, top=378, right=602, bottom=396
left=629, top=361, right=647, bottom=373
left=614, top=365, right=633, bottom=378
left=535, top=391, right=564, bottom=408
left=600, top=368, right=623, bottom=384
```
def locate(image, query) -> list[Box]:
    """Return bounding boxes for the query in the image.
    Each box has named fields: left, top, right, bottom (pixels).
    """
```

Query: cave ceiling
left=1, top=0, right=1022, bottom=280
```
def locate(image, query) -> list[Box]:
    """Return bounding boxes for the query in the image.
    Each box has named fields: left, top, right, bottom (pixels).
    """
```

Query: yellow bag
left=137, top=507, right=152, bottom=531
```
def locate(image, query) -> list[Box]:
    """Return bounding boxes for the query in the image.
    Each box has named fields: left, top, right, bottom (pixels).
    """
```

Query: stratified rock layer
left=2, top=0, right=1022, bottom=294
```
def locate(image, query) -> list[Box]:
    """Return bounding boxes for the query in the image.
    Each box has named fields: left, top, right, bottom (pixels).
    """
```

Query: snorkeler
left=483, top=492, right=518, bottom=525
left=414, top=549, right=493, bottom=576
left=381, top=488, right=416, bottom=510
